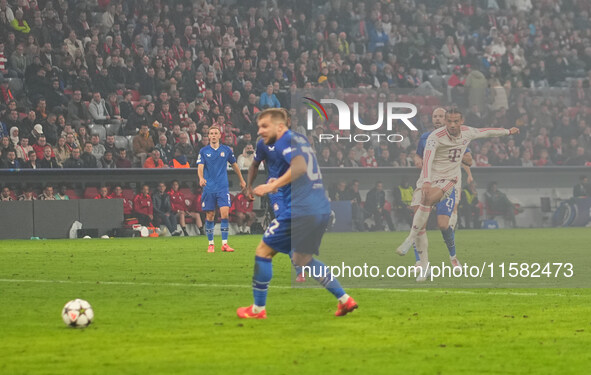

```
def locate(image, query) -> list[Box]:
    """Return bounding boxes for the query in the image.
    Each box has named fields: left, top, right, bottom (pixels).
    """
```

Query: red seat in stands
left=84, top=187, right=99, bottom=199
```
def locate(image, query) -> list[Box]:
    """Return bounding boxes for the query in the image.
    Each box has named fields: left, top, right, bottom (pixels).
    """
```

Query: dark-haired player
left=397, top=109, right=519, bottom=281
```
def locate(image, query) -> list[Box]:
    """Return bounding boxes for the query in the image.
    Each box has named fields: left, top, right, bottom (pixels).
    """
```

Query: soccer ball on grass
left=62, top=299, right=94, bottom=328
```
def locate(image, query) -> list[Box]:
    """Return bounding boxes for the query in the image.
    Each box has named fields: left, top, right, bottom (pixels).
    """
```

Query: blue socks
left=252, top=256, right=272, bottom=307
left=221, top=219, right=229, bottom=242
left=441, top=226, right=456, bottom=257
left=205, top=220, right=214, bottom=242
left=304, top=258, right=345, bottom=299
left=289, top=250, right=303, bottom=275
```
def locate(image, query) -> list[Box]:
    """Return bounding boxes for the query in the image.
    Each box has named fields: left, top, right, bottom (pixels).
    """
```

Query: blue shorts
left=268, top=191, right=283, bottom=215
left=436, top=188, right=456, bottom=217
left=201, top=190, right=231, bottom=211
left=262, top=213, right=330, bottom=255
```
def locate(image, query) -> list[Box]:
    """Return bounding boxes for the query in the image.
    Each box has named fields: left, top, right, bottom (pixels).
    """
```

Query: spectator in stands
left=66, top=90, right=90, bottom=128
left=132, top=124, right=154, bottom=166
left=22, top=150, right=37, bottom=169
left=573, top=176, right=590, bottom=198
left=54, top=185, right=69, bottom=200
left=360, top=147, right=377, bottom=167
left=154, top=134, right=173, bottom=164
left=29, top=124, right=44, bottom=146
left=81, top=142, right=99, bottom=168
left=153, top=182, right=180, bottom=236
left=38, top=145, right=59, bottom=168
left=460, top=181, right=481, bottom=229
left=174, top=131, right=196, bottom=165
left=94, top=186, right=111, bottom=199
left=236, top=142, right=256, bottom=170
left=168, top=180, right=192, bottom=237
left=144, top=149, right=165, bottom=169
left=104, top=135, right=117, bottom=157
left=90, top=134, right=105, bottom=160
left=329, top=180, right=347, bottom=202
left=0, top=135, right=14, bottom=159
left=365, top=181, right=394, bottom=232
left=1, top=186, right=14, bottom=201
left=38, top=185, right=55, bottom=200
left=110, top=185, right=133, bottom=218
left=393, top=179, right=414, bottom=228
left=15, top=137, right=32, bottom=162
left=88, top=92, right=111, bottom=125
left=484, top=182, right=517, bottom=228
left=53, top=136, right=69, bottom=167
left=18, top=186, right=35, bottom=201
left=169, top=147, right=190, bottom=168
left=116, top=148, right=132, bottom=168
left=341, top=179, right=364, bottom=232
left=232, top=192, right=255, bottom=234
left=133, top=184, right=154, bottom=227
left=32, top=134, right=47, bottom=160
left=99, top=150, right=116, bottom=169
left=259, top=84, right=280, bottom=108
left=63, top=147, right=84, bottom=169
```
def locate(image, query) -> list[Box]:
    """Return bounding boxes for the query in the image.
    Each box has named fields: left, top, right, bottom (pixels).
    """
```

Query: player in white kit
left=396, top=108, right=519, bottom=280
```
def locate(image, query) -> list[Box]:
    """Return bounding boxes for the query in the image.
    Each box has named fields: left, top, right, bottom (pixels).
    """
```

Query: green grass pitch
left=1, top=228, right=590, bottom=374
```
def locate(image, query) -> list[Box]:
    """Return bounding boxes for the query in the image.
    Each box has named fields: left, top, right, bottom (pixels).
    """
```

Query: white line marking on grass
left=0, top=279, right=583, bottom=297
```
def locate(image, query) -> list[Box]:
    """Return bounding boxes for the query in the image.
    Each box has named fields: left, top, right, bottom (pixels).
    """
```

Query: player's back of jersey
left=274, top=131, right=330, bottom=218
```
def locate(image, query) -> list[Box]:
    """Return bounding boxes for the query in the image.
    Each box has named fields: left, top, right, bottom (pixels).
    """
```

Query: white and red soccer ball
left=62, top=299, right=94, bottom=328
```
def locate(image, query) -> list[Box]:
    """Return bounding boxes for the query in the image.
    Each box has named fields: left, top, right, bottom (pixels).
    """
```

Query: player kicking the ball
left=197, top=126, right=246, bottom=253
left=237, top=108, right=357, bottom=319
left=402, top=107, right=474, bottom=270
left=396, top=108, right=519, bottom=280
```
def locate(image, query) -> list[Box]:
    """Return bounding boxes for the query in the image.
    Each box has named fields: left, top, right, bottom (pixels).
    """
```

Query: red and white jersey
left=418, top=126, right=509, bottom=187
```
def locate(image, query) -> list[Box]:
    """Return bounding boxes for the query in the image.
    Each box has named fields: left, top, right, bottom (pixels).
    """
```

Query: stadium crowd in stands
left=1, top=0, right=591, bottom=173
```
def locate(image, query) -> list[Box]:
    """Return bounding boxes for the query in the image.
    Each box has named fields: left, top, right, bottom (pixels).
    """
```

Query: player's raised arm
left=468, top=126, right=519, bottom=140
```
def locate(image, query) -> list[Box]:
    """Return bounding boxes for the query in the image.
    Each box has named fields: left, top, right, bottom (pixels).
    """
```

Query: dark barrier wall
left=0, top=201, right=34, bottom=239
left=33, top=200, right=79, bottom=239
left=0, top=200, right=123, bottom=239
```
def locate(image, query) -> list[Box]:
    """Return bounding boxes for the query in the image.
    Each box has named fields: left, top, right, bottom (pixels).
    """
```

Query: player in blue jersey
left=236, top=108, right=357, bottom=319
left=247, top=131, right=307, bottom=283
left=400, top=107, right=474, bottom=272
left=197, top=125, right=246, bottom=253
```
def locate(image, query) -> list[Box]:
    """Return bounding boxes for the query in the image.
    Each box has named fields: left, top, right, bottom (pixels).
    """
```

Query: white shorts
left=411, top=178, right=458, bottom=207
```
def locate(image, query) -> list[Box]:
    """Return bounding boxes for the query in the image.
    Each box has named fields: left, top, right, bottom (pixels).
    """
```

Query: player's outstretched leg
left=289, top=250, right=306, bottom=282
left=205, top=219, right=215, bottom=252
left=300, top=257, right=357, bottom=316
left=415, top=229, right=431, bottom=282
left=440, top=226, right=461, bottom=269
left=413, top=243, right=421, bottom=266
left=220, top=219, right=234, bottom=252
left=397, top=204, right=431, bottom=255
left=237, top=256, right=272, bottom=319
